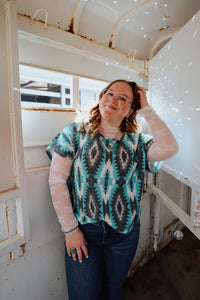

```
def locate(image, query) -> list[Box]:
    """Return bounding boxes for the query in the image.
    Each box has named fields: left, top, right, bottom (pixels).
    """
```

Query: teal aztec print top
left=47, top=122, right=162, bottom=234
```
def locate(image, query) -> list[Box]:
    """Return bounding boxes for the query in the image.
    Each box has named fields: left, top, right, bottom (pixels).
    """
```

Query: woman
left=47, top=80, right=178, bottom=300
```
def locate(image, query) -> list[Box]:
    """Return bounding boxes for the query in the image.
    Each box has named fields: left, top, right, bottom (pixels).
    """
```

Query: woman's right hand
left=65, top=228, right=88, bottom=263
left=137, top=86, right=149, bottom=109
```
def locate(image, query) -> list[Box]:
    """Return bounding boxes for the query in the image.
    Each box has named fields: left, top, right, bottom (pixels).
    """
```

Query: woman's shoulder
left=63, top=121, right=83, bottom=133
left=126, top=131, right=153, bottom=147
left=126, top=131, right=140, bottom=140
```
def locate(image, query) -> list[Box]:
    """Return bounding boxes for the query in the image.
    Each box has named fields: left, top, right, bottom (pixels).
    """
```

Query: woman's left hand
left=137, top=86, right=149, bottom=109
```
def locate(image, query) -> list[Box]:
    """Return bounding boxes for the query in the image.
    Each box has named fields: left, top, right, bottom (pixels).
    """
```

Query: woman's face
left=99, top=81, right=133, bottom=126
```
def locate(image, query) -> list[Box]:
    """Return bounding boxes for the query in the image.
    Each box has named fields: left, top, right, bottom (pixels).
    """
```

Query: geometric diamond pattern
left=47, top=122, right=162, bottom=234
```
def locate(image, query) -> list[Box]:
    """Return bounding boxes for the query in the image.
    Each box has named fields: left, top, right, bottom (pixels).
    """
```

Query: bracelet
left=63, top=225, right=79, bottom=235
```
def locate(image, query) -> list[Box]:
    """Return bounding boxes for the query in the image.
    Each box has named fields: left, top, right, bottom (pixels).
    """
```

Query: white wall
left=0, top=170, right=68, bottom=300
left=21, top=110, right=75, bottom=169
left=149, top=10, right=200, bottom=185
left=149, top=10, right=200, bottom=239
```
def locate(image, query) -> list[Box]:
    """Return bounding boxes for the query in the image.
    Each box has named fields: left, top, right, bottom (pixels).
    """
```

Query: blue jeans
left=65, top=221, right=140, bottom=300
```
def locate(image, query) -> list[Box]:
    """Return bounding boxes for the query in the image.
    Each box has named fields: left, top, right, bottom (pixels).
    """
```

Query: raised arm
left=137, top=87, right=179, bottom=162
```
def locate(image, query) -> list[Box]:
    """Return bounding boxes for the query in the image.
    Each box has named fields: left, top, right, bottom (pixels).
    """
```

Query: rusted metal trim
left=9, top=252, right=13, bottom=260
left=21, top=106, right=76, bottom=112
left=5, top=203, right=10, bottom=236
left=17, top=13, right=145, bottom=73
left=25, top=165, right=50, bottom=173
left=0, top=186, right=20, bottom=196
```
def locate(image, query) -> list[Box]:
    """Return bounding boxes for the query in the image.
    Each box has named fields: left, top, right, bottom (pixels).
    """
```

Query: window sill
left=21, top=106, right=76, bottom=112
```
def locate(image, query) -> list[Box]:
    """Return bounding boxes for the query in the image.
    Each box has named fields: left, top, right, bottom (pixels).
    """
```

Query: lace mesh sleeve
left=48, top=152, right=78, bottom=234
left=139, top=106, right=179, bottom=162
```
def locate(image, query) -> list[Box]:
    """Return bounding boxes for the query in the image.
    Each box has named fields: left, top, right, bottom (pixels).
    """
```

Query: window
left=20, top=65, right=108, bottom=110
left=79, top=77, right=107, bottom=109
left=20, top=65, right=72, bottom=108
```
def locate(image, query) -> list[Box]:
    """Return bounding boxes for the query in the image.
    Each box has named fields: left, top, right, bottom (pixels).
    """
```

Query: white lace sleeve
left=139, top=105, right=179, bottom=162
left=48, top=152, right=78, bottom=235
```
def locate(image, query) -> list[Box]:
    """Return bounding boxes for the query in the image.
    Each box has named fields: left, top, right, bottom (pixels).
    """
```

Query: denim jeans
left=65, top=221, right=140, bottom=300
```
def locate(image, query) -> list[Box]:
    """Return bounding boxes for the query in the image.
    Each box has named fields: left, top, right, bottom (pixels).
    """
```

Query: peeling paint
left=128, top=248, right=152, bottom=277
left=0, top=185, right=19, bottom=195
left=79, top=34, right=87, bottom=39
left=194, top=195, right=200, bottom=229
left=8, top=244, right=27, bottom=261
left=194, top=211, right=200, bottom=228
left=19, top=13, right=31, bottom=18
left=9, top=252, right=13, bottom=260
left=163, top=218, right=179, bottom=236
left=20, top=243, right=26, bottom=256
left=109, top=34, right=114, bottom=48
left=17, top=13, right=142, bottom=72
left=67, top=18, right=74, bottom=34
left=153, top=233, right=158, bottom=252
left=18, top=13, right=65, bottom=32
left=5, top=203, right=10, bottom=236
left=156, top=23, right=176, bottom=32
left=157, top=25, right=170, bottom=32
left=21, top=107, right=75, bottom=112
left=38, top=19, right=46, bottom=25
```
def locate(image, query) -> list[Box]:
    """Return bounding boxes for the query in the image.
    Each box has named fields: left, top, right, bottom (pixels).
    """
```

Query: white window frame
left=20, top=65, right=108, bottom=110
left=20, top=65, right=73, bottom=109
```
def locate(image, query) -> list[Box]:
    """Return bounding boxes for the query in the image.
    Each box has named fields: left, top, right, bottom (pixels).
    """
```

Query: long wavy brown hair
left=81, top=79, right=141, bottom=136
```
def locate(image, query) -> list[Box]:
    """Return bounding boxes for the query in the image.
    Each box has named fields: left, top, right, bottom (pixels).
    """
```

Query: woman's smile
left=104, top=103, right=117, bottom=111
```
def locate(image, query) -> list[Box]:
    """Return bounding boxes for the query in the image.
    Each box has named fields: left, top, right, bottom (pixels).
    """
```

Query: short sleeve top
left=47, top=122, right=162, bottom=234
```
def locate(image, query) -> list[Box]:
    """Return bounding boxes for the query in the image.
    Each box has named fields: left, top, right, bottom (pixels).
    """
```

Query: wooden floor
left=123, top=228, right=200, bottom=300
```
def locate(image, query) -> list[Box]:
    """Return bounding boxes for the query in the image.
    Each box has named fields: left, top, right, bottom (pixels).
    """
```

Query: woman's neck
left=99, top=119, right=123, bottom=139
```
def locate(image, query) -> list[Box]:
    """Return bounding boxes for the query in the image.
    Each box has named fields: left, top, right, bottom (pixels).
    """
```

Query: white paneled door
left=0, top=0, right=29, bottom=263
